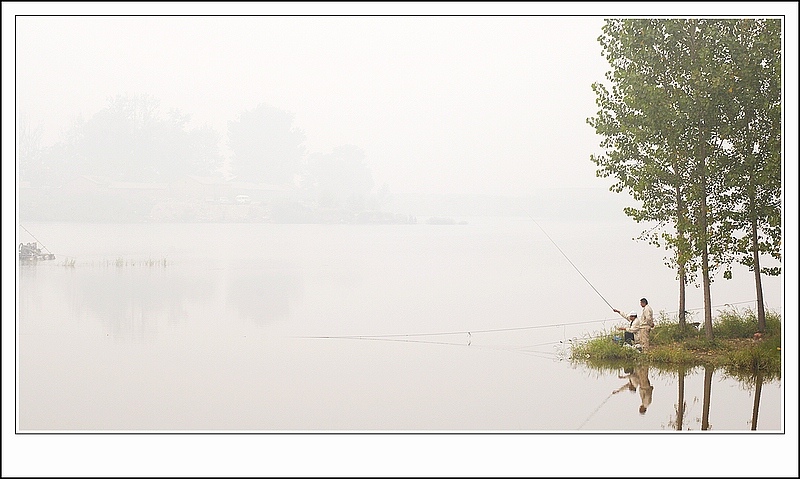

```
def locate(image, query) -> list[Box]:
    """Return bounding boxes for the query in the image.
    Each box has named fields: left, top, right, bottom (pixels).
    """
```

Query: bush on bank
left=570, top=307, right=782, bottom=377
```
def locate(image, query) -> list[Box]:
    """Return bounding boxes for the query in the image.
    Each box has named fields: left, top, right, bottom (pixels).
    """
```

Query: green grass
left=571, top=307, right=782, bottom=377
left=570, top=333, right=642, bottom=362
left=710, top=306, right=782, bottom=338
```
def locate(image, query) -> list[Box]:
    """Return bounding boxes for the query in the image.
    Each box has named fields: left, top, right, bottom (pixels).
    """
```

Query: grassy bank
left=570, top=307, right=782, bottom=378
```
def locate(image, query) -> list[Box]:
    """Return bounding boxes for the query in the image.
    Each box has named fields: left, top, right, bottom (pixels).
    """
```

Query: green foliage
left=680, top=336, right=723, bottom=351
left=646, top=347, right=696, bottom=364
left=712, top=306, right=782, bottom=339
left=573, top=309, right=781, bottom=377
left=650, top=321, right=701, bottom=344
left=713, top=309, right=759, bottom=339
left=724, top=336, right=782, bottom=377
left=588, top=19, right=782, bottom=333
left=570, top=334, right=642, bottom=362
left=713, top=19, right=782, bottom=278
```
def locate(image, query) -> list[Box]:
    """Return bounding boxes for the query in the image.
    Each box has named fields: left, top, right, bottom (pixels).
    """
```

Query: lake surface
left=15, top=218, right=784, bottom=431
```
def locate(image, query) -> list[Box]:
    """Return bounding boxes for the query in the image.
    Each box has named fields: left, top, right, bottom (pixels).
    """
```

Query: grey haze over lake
left=6, top=5, right=797, bottom=478
left=18, top=218, right=782, bottom=431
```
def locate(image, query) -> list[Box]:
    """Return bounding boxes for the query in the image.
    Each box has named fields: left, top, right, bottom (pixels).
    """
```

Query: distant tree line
left=18, top=96, right=386, bottom=216
left=18, top=94, right=224, bottom=183
left=588, top=18, right=781, bottom=335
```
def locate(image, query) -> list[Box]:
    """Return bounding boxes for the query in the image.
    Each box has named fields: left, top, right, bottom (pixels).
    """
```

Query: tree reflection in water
left=751, top=370, right=764, bottom=430
left=673, top=365, right=687, bottom=430
left=579, top=359, right=778, bottom=431
left=702, top=365, right=713, bottom=430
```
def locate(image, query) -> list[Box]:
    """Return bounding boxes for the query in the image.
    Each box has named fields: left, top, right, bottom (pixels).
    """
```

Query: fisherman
left=640, top=298, right=655, bottom=330
left=634, top=298, right=655, bottom=350
left=618, top=310, right=636, bottom=345
left=613, top=308, right=650, bottom=351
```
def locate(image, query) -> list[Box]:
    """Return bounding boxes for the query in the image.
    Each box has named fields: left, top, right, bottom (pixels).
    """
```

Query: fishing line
left=675, top=300, right=760, bottom=313
left=294, top=317, right=616, bottom=340
left=577, top=390, right=616, bottom=430
left=521, top=209, right=614, bottom=310
left=299, top=334, right=562, bottom=361
left=296, top=297, right=760, bottom=343
left=309, top=336, right=469, bottom=347
left=515, top=339, right=564, bottom=350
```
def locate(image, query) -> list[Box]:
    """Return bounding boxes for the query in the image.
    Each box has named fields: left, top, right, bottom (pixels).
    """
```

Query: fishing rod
left=521, top=209, right=614, bottom=310
left=19, top=224, right=54, bottom=254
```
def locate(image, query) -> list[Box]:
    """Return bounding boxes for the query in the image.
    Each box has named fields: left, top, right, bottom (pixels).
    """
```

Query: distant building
left=228, top=180, right=297, bottom=204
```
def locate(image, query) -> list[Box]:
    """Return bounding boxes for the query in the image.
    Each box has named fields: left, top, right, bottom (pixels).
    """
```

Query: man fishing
left=615, top=310, right=637, bottom=345
left=640, top=298, right=655, bottom=330
left=613, top=307, right=651, bottom=351
left=613, top=309, right=641, bottom=348
left=526, top=214, right=655, bottom=350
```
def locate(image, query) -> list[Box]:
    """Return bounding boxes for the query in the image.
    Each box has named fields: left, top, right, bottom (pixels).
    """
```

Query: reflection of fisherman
left=612, top=365, right=654, bottom=414
left=635, top=366, right=653, bottom=414
left=612, top=366, right=637, bottom=394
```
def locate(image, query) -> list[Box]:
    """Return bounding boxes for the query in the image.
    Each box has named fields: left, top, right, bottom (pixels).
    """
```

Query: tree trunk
left=702, top=365, right=713, bottom=430
left=698, top=140, right=714, bottom=340
left=688, top=21, right=714, bottom=340
left=701, top=246, right=713, bottom=340
left=679, top=267, right=687, bottom=328
left=751, top=209, right=766, bottom=332
left=674, top=171, right=687, bottom=329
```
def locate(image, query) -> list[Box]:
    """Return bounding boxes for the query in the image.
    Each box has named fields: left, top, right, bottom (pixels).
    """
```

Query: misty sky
left=12, top=13, right=616, bottom=196
left=3, top=3, right=799, bottom=477
left=10, top=5, right=798, bottom=199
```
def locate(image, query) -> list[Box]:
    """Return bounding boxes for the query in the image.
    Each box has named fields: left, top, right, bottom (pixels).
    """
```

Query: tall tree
left=63, top=93, right=223, bottom=181
left=683, top=19, right=726, bottom=339
left=714, top=19, right=782, bottom=333
left=17, top=113, right=44, bottom=183
left=227, top=104, right=306, bottom=185
left=588, top=19, right=762, bottom=338
left=589, top=20, right=707, bottom=331
left=304, top=145, right=374, bottom=211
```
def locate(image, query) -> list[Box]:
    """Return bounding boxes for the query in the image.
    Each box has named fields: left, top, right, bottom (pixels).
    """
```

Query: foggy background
left=15, top=15, right=610, bottom=195
left=5, top=3, right=799, bottom=478
left=13, top=14, right=631, bottom=227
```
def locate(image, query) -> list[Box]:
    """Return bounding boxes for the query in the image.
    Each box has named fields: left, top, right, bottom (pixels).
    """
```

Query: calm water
left=16, top=218, right=784, bottom=431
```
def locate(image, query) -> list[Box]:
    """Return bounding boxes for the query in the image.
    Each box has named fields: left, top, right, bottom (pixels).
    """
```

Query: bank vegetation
left=570, top=306, right=782, bottom=379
